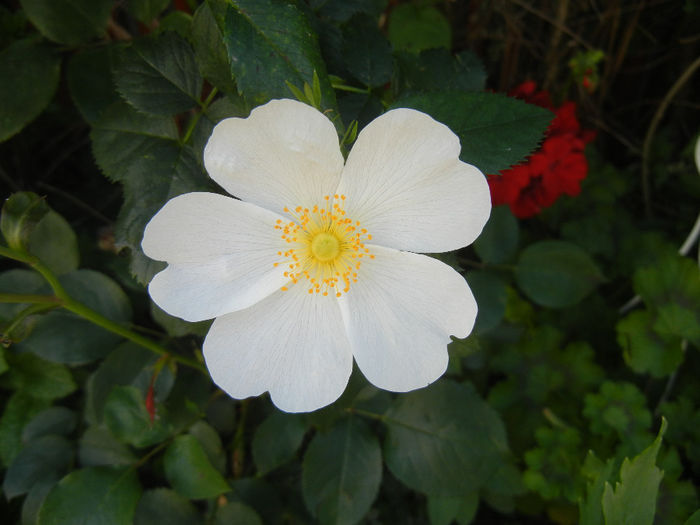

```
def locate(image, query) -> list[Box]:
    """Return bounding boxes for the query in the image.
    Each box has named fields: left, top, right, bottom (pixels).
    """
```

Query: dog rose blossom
left=142, top=98, right=491, bottom=412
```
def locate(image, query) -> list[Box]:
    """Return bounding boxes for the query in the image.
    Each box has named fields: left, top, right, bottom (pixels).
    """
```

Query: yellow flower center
left=274, top=194, right=374, bottom=297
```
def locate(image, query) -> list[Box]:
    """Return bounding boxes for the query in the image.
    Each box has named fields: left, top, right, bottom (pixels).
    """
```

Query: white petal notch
left=143, top=98, right=491, bottom=412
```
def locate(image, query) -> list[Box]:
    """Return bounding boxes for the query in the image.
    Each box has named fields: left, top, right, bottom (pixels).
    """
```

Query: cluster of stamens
left=273, top=194, right=374, bottom=297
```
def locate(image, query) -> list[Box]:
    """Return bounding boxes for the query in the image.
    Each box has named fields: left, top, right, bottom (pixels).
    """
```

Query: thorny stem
left=0, top=245, right=206, bottom=373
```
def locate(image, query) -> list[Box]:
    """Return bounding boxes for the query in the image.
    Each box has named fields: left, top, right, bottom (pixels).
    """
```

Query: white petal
left=203, top=99, right=344, bottom=215
left=203, top=285, right=353, bottom=413
left=337, top=108, right=491, bottom=253
left=339, top=245, right=476, bottom=392
left=142, top=192, right=288, bottom=321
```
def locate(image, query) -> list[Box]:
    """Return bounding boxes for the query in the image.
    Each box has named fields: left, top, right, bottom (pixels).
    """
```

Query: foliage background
left=0, top=0, right=699, bottom=523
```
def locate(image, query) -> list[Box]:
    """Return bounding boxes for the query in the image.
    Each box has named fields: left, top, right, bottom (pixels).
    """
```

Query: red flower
left=487, top=82, right=594, bottom=218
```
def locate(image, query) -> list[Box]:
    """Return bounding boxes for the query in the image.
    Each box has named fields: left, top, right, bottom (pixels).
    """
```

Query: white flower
left=142, top=99, right=491, bottom=412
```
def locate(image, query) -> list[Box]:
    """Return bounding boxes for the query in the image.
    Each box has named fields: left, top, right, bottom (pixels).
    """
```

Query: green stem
left=0, top=245, right=206, bottom=373
left=3, top=302, right=59, bottom=336
left=182, top=87, right=219, bottom=145
left=331, top=83, right=371, bottom=94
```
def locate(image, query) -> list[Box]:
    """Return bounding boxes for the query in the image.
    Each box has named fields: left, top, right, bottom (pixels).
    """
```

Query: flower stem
left=0, top=244, right=206, bottom=373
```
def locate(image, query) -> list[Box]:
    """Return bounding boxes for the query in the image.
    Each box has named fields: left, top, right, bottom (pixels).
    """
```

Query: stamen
left=274, top=195, right=373, bottom=297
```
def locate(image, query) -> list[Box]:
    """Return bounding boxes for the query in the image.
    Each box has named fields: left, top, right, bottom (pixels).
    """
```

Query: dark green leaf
left=634, top=254, right=700, bottom=310
left=618, top=311, right=684, bottom=377
left=17, top=270, right=132, bottom=364
left=388, top=4, right=451, bottom=53
left=515, top=240, right=604, bottom=308
left=134, top=488, right=202, bottom=525
left=0, top=39, right=59, bottom=142
left=115, top=32, right=203, bottom=116
left=19, top=0, right=111, bottom=45
left=578, top=451, right=616, bottom=525
left=341, top=14, right=392, bottom=87
left=474, top=205, right=519, bottom=264
left=191, top=2, right=238, bottom=94
left=27, top=210, right=79, bottom=275
left=302, top=417, right=382, bottom=525
left=465, top=271, right=507, bottom=334
left=222, top=0, right=338, bottom=117
left=91, top=102, right=211, bottom=284
left=602, top=419, right=667, bottom=525
left=0, top=352, right=76, bottom=400
left=427, top=492, right=479, bottom=525
left=127, top=0, right=171, bottom=23
left=78, top=426, right=137, bottom=467
left=37, top=467, right=142, bottom=525
left=189, top=420, right=226, bottom=474
left=164, top=435, right=230, bottom=499
left=392, top=92, right=553, bottom=174
left=314, top=0, right=387, bottom=22
left=384, top=380, right=515, bottom=496
left=3, top=435, right=73, bottom=499
left=86, top=342, right=158, bottom=424
left=21, top=478, right=57, bottom=525
left=0, top=393, right=51, bottom=467
left=0, top=270, right=45, bottom=324
left=67, top=46, right=121, bottom=124
left=686, top=510, right=700, bottom=525
left=22, top=407, right=77, bottom=443
left=214, top=502, right=264, bottom=525
left=252, top=412, right=307, bottom=475
left=103, top=386, right=173, bottom=448
left=1, top=192, right=49, bottom=250
left=395, top=49, right=486, bottom=93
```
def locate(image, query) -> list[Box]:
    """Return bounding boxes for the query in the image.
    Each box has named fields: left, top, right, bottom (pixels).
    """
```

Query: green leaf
left=395, top=49, right=486, bottom=93
left=19, top=0, right=112, bottom=45
left=213, top=502, right=264, bottom=525
left=0, top=352, right=76, bottom=400
left=392, top=92, right=553, bottom=174
left=314, top=0, right=387, bottom=22
left=17, top=270, right=132, bottom=364
left=341, top=14, right=392, bottom=87
left=133, top=488, right=202, bottom=525
left=3, top=435, right=73, bottom=499
left=22, top=407, right=77, bottom=443
left=189, top=420, right=227, bottom=474
left=252, top=412, right=307, bottom=475
left=302, top=417, right=382, bottom=525
left=21, top=478, right=57, bottom=525
left=388, top=4, right=451, bottom=53
left=474, top=205, right=519, bottom=264
left=67, top=46, right=120, bottom=124
left=37, top=467, right=142, bottom=525
left=91, top=101, right=212, bottom=284
left=27, top=210, right=79, bottom=275
left=164, top=435, right=230, bottom=499
left=1, top=192, right=49, bottom=250
left=221, top=0, right=338, bottom=116
left=515, top=240, right=604, bottom=308
left=127, top=0, right=171, bottom=23
left=0, top=39, right=60, bottom=142
left=427, top=492, right=479, bottom=525
left=634, top=254, right=700, bottom=311
left=602, top=419, right=667, bottom=525
left=191, top=2, right=238, bottom=95
left=686, top=510, right=700, bottom=525
left=617, top=311, right=684, bottom=377
left=0, top=393, right=51, bottom=467
left=464, top=271, right=508, bottom=334
left=0, top=270, right=45, bottom=323
left=115, top=32, right=203, bottom=116
left=384, top=380, right=516, bottom=497
left=103, top=386, right=173, bottom=448
left=578, top=451, right=617, bottom=525
left=78, top=426, right=137, bottom=467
